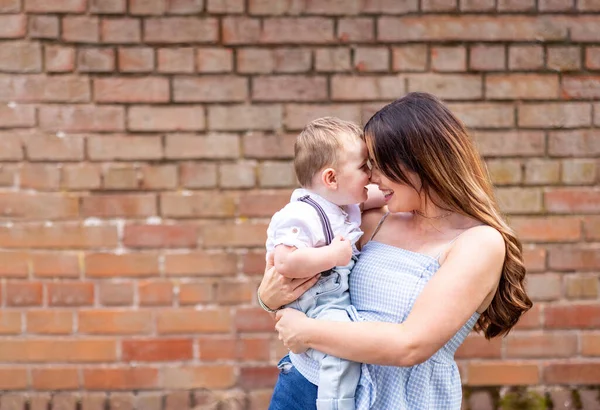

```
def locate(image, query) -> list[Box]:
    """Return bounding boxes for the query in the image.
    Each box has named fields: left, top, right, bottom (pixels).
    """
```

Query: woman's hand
left=275, top=308, right=312, bottom=353
left=258, top=253, right=320, bottom=311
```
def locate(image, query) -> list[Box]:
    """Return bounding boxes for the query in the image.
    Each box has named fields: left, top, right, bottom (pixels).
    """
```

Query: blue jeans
left=269, top=355, right=318, bottom=410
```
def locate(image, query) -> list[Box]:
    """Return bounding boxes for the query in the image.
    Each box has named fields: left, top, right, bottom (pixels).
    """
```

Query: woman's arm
left=275, top=225, right=505, bottom=367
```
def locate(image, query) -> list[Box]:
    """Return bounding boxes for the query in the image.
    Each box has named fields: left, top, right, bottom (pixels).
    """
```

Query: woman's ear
left=321, top=168, right=338, bottom=189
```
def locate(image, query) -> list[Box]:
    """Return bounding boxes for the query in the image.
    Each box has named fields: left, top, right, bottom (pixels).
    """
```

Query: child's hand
left=330, top=236, right=353, bottom=267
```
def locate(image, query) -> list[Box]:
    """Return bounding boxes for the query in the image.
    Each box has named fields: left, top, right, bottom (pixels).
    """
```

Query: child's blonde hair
left=294, top=117, right=363, bottom=187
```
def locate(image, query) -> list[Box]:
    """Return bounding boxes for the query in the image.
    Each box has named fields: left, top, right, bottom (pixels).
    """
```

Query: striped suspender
left=297, top=195, right=334, bottom=276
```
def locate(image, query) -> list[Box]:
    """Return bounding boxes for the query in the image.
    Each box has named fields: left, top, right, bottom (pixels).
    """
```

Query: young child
left=264, top=117, right=372, bottom=410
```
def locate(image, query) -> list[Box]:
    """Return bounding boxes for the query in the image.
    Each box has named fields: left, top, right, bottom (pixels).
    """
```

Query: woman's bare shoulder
left=359, top=207, right=388, bottom=247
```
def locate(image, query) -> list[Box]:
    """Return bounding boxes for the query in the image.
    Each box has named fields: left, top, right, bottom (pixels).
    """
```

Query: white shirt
left=266, top=188, right=363, bottom=256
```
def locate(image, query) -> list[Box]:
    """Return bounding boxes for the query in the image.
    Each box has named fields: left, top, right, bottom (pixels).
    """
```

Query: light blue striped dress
left=290, top=225, right=480, bottom=409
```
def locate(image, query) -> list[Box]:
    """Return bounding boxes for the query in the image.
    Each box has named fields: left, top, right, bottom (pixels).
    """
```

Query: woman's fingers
left=291, top=274, right=320, bottom=295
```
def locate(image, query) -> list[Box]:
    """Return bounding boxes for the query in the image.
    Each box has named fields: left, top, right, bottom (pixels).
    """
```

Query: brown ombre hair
left=364, top=92, right=532, bottom=339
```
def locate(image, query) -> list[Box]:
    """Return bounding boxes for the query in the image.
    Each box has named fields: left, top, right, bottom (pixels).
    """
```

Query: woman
left=258, top=92, right=532, bottom=409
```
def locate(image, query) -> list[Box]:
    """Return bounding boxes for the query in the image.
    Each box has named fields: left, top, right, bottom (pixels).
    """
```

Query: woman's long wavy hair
left=364, top=92, right=532, bottom=339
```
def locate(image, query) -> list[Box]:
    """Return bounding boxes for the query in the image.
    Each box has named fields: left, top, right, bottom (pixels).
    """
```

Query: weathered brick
left=0, top=74, right=90, bottom=102
left=259, top=161, right=296, bottom=188
left=467, top=362, right=539, bottom=386
left=202, top=222, right=268, bottom=247
left=63, top=16, right=99, bottom=43
left=130, top=0, right=167, bottom=14
left=408, top=74, right=482, bottom=100
left=579, top=0, right=600, bottom=10
left=208, top=104, right=282, bottom=131
left=547, top=46, right=581, bottom=71
left=90, top=0, right=126, bottom=13
left=460, top=0, right=495, bottom=11
left=561, top=159, right=597, bottom=185
left=548, top=245, right=600, bottom=271
left=27, top=310, right=73, bottom=334
left=25, top=0, right=86, bottom=12
left=139, top=280, right=173, bottom=306
left=0, top=192, right=79, bottom=220
left=486, top=160, right=522, bottom=185
left=99, top=281, right=134, bottom=306
left=167, top=0, right=203, bottom=13
left=82, top=194, right=157, bottom=217
left=157, top=47, right=194, bottom=73
left=29, top=15, right=58, bottom=39
left=157, top=308, right=232, bottom=334
left=518, top=103, right=592, bottom=128
left=524, top=159, right=561, bottom=184
left=0, top=104, right=35, bottom=127
left=128, top=106, right=204, bottom=131
left=470, top=45, right=505, bottom=71
left=221, top=17, right=260, bottom=44
left=164, top=251, right=236, bottom=276
left=78, top=47, right=115, bottom=72
left=144, top=17, right=218, bottom=43
left=140, top=164, right=178, bottom=190
left=495, top=187, right=543, bottom=213
left=569, top=16, right=600, bottom=42
left=103, top=165, right=138, bottom=190
left=392, top=45, right=428, bottom=72
left=548, top=130, right=600, bottom=157
left=83, top=367, right=159, bottom=390
left=219, top=162, right=256, bottom=188
left=422, top=0, right=457, bottom=11
left=45, top=45, right=75, bottom=73
left=0, top=41, right=41, bottom=72
left=565, top=275, right=599, bottom=299
left=118, top=47, right=154, bottom=72
left=332, top=75, right=404, bottom=101
left=124, top=223, right=196, bottom=248
left=87, top=135, right=162, bottom=160
left=506, top=332, right=578, bottom=358
left=354, top=47, right=389, bottom=72
left=0, top=0, right=20, bottom=13
left=20, top=164, right=61, bottom=190
left=197, top=48, right=233, bottom=73
left=160, top=192, right=236, bottom=218
left=449, top=103, right=515, bottom=128
left=509, top=45, right=544, bottom=70
left=486, top=74, right=559, bottom=99
left=545, top=188, right=600, bottom=213
left=180, top=162, right=217, bottom=189
left=315, top=48, right=351, bottom=72
left=40, top=105, right=124, bottom=132
left=562, top=75, right=600, bottom=99
left=285, top=103, right=361, bottom=130
left=431, top=45, right=466, bottom=72
left=165, top=134, right=239, bottom=159
left=86, top=253, right=159, bottom=277
left=101, top=18, right=141, bottom=43
left=48, top=281, right=94, bottom=306
left=253, top=75, right=327, bottom=102
left=261, top=17, right=335, bottom=44
left=207, top=0, right=244, bottom=13
left=585, top=46, right=600, bottom=69
left=337, top=18, right=374, bottom=42
left=173, top=76, right=247, bottom=102
left=94, top=78, right=169, bottom=103
left=498, top=0, right=535, bottom=10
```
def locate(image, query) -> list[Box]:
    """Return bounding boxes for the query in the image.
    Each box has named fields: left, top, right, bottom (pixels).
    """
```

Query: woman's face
left=369, top=165, right=422, bottom=213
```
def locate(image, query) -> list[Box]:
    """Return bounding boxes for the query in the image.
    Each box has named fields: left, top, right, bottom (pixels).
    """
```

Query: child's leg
left=311, top=308, right=360, bottom=410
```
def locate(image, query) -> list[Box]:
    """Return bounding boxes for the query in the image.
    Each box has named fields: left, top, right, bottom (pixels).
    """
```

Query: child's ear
left=321, top=168, right=337, bottom=189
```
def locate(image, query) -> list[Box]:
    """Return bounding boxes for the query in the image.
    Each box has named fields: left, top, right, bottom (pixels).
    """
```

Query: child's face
left=335, top=139, right=370, bottom=205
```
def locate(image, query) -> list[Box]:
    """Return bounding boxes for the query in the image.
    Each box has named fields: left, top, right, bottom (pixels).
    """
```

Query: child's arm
left=360, top=184, right=386, bottom=212
left=274, top=236, right=352, bottom=278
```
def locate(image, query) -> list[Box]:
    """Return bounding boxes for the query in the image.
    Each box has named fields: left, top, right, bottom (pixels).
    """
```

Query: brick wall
left=0, top=0, right=598, bottom=408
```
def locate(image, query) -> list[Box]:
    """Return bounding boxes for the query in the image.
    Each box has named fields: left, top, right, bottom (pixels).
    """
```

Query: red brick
left=506, top=332, right=578, bottom=358
left=63, top=16, right=99, bottom=43
left=160, top=192, right=235, bottom=218
left=582, top=333, right=600, bottom=356
left=216, top=280, right=254, bottom=304
left=242, top=133, right=294, bottom=159
left=128, top=106, right=205, bottom=131
left=47, top=282, right=94, bottom=306
left=202, top=222, right=268, bottom=247
left=29, top=15, right=59, bottom=39
left=164, top=251, right=236, bottom=276
left=238, top=191, right=291, bottom=217
left=570, top=16, right=600, bottom=42
left=0, top=192, right=79, bottom=220
left=27, top=310, right=73, bottom=334
left=77, top=47, right=114, bottom=72
left=431, top=45, right=466, bottom=72
left=545, top=304, right=600, bottom=328
left=40, top=105, right=124, bottom=132
left=196, top=48, right=233, bottom=73
left=219, top=162, right=256, bottom=188
left=167, top=0, right=203, bottom=13
left=198, top=337, right=235, bottom=361
left=354, top=47, right=389, bottom=72
left=540, top=0, right=575, bottom=11
left=315, top=48, right=351, bottom=72
left=549, top=130, right=600, bottom=157
left=118, top=47, right=154, bottom=72
left=83, top=367, right=159, bottom=390
left=379, top=16, right=567, bottom=42
left=0, top=310, right=22, bottom=335
left=584, top=216, right=600, bottom=240
left=0, top=104, right=35, bottom=127
left=45, top=45, right=75, bottom=73
left=392, top=45, right=428, bottom=72
left=514, top=303, right=542, bottom=330
left=518, top=103, right=592, bottom=128
left=22, top=133, right=83, bottom=161
left=549, top=245, right=600, bottom=272
left=31, top=253, right=80, bottom=278
left=94, top=77, right=169, bottom=103
left=486, top=159, right=522, bottom=185
left=239, top=366, right=279, bottom=389
left=32, top=368, right=79, bottom=390
left=122, top=338, right=193, bottom=362
left=545, top=188, right=600, bottom=213
left=138, top=280, right=173, bottom=306
left=510, top=217, right=581, bottom=242
left=332, top=75, right=405, bottom=101
left=487, top=74, right=559, bottom=99
left=235, top=307, right=273, bottom=333
left=178, top=281, right=214, bottom=304
left=165, top=134, right=239, bottom=159
left=6, top=281, right=42, bottom=306
left=144, top=17, right=218, bottom=43
left=547, top=46, right=581, bottom=72
left=87, top=135, right=162, bottom=160
left=455, top=334, right=502, bottom=359
left=561, top=159, right=596, bottom=185
left=253, top=75, right=327, bottom=102
left=260, top=160, right=294, bottom=185
left=509, top=45, right=544, bottom=70
left=208, top=105, right=282, bottom=131
left=173, top=76, right=247, bottom=102
left=240, top=251, right=266, bottom=275
left=467, top=362, right=540, bottom=386
left=124, top=224, right=198, bottom=248
left=565, top=275, right=599, bottom=300
left=86, top=253, right=160, bottom=278
left=422, top=0, right=457, bottom=11
left=207, top=0, right=244, bottom=13
left=157, top=47, right=194, bottom=73
left=544, top=363, right=600, bottom=384
left=470, top=45, right=505, bottom=71
left=81, top=194, right=157, bottom=217
left=0, top=368, right=28, bottom=389
left=261, top=18, right=335, bottom=44
left=140, top=164, right=177, bottom=189
left=101, top=18, right=141, bottom=43
left=130, top=0, right=167, bottom=14
left=522, top=245, right=547, bottom=272
left=90, top=0, right=126, bottom=13
left=156, top=308, right=231, bottom=334
left=408, top=74, right=482, bottom=100
left=585, top=46, right=600, bottom=69
left=19, top=164, right=60, bottom=190
left=79, top=309, right=153, bottom=335
left=62, top=164, right=101, bottom=190
left=460, top=0, right=495, bottom=10
left=473, top=131, right=545, bottom=156
left=0, top=0, right=20, bottom=12
left=162, top=365, right=235, bottom=389
left=360, top=0, right=419, bottom=13
left=0, top=339, right=117, bottom=362
left=562, top=75, right=600, bottom=99
left=180, top=162, right=217, bottom=188
left=98, top=281, right=134, bottom=306
left=0, top=41, right=41, bottom=72
left=452, top=102, right=516, bottom=128
left=0, top=133, right=23, bottom=160
left=0, top=74, right=90, bottom=102
left=0, top=251, right=28, bottom=278
left=25, top=0, right=86, bottom=12
left=103, top=165, right=138, bottom=190
left=338, top=17, right=374, bottom=42
left=221, top=17, right=260, bottom=44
